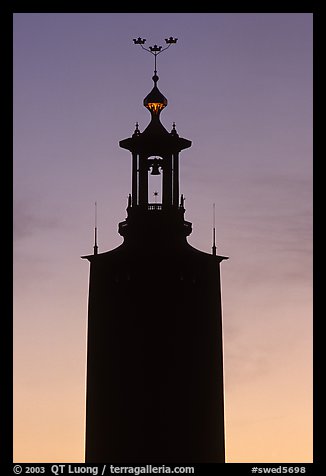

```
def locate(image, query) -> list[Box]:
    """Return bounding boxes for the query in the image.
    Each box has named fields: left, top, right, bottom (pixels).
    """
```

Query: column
left=162, top=154, right=172, bottom=207
left=132, top=152, right=138, bottom=206
left=172, top=152, right=179, bottom=207
left=138, top=154, right=148, bottom=207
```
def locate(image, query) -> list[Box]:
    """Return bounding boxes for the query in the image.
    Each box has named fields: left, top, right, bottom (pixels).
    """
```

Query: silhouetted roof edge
left=185, top=242, right=229, bottom=262
left=81, top=242, right=125, bottom=261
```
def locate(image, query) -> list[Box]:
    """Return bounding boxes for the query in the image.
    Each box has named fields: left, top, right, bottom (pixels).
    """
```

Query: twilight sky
left=13, top=13, right=313, bottom=463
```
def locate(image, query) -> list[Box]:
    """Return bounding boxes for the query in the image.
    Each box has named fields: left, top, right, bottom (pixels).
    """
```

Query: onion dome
left=143, top=74, right=167, bottom=116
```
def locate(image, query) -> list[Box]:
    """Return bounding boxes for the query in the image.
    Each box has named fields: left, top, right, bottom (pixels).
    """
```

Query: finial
left=171, top=122, right=178, bottom=136
left=94, top=201, right=98, bottom=255
left=133, top=36, right=178, bottom=76
left=212, top=203, right=216, bottom=256
left=133, top=121, right=141, bottom=136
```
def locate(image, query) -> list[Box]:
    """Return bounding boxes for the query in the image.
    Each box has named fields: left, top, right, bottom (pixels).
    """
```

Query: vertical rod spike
left=212, top=202, right=216, bottom=256
left=94, top=201, right=98, bottom=255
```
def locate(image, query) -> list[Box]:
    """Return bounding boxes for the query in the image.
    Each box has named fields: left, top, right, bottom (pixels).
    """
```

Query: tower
left=83, top=38, right=228, bottom=463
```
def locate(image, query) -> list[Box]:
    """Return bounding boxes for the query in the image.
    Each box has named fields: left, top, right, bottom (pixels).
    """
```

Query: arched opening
left=147, top=156, right=163, bottom=205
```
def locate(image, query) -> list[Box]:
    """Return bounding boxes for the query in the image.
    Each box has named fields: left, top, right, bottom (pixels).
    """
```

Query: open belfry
left=83, top=37, right=228, bottom=463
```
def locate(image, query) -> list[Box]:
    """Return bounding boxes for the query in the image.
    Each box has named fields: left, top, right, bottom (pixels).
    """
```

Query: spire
left=133, top=36, right=177, bottom=117
left=94, top=201, right=98, bottom=255
left=212, top=203, right=216, bottom=256
left=118, top=36, right=192, bottom=242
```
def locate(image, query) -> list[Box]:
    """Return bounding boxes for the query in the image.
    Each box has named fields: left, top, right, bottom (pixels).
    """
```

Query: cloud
left=13, top=198, right=60, bottom=242
left=224, top=173, right=312, bottom=254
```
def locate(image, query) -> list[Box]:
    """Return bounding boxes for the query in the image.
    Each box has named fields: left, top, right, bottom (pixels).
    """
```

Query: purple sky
left=13, top=13, right=313, bottom=462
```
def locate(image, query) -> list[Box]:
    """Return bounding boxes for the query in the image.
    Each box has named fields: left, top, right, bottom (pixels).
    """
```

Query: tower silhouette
left=83, top=38, right=228, bottom=463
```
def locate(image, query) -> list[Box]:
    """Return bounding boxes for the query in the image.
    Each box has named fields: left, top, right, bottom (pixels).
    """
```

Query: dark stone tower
left=83, top=38, right=228, bottom=463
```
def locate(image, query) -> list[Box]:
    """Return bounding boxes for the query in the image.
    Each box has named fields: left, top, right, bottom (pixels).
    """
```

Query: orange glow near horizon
left=13, top=12, right=312, bottom=464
